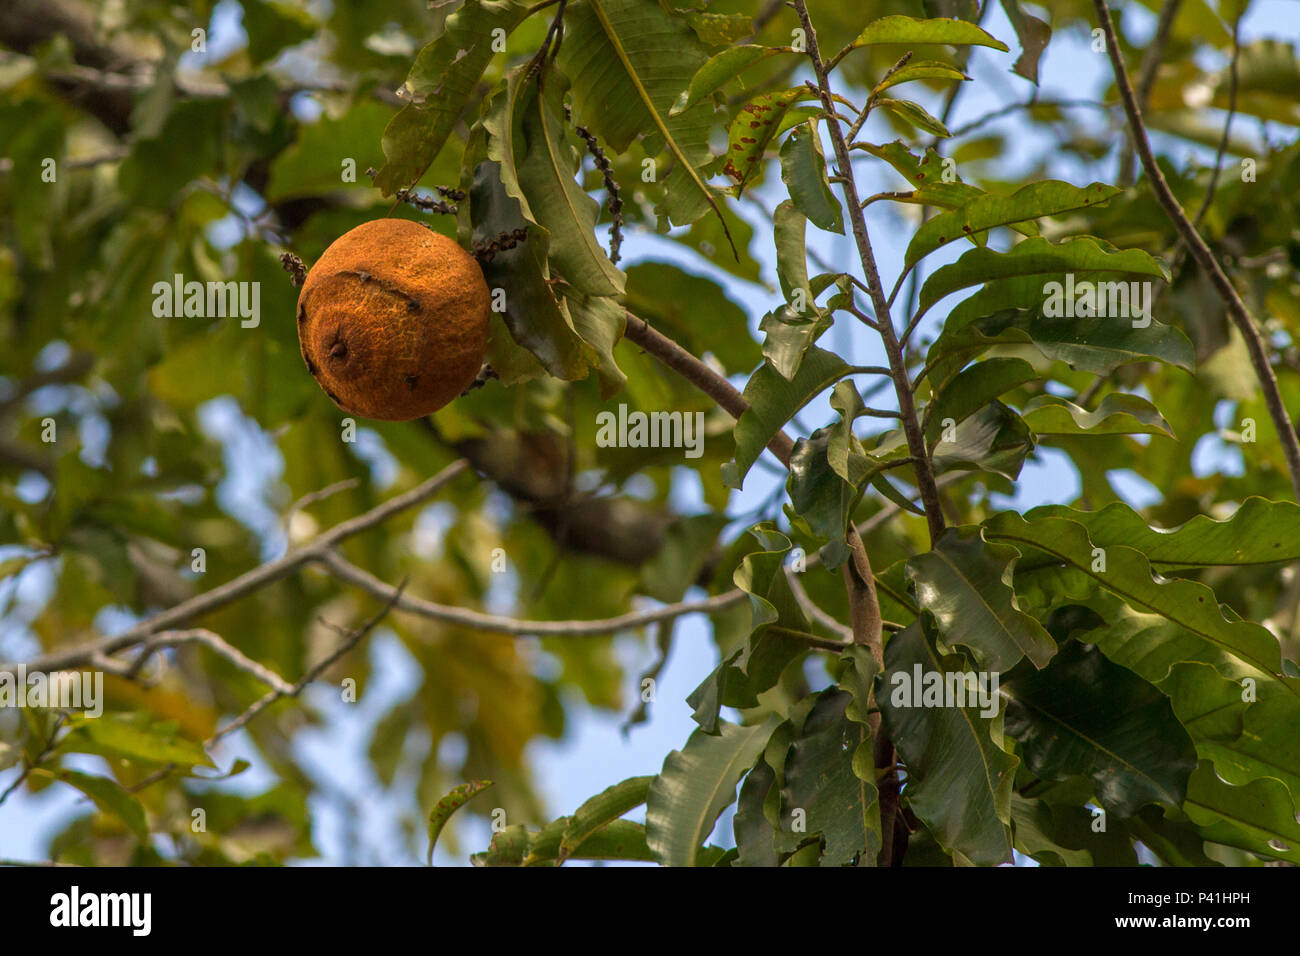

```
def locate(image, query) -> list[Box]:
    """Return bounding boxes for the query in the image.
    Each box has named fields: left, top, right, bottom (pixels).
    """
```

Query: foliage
left=3, top=0, right=1300, bottom=868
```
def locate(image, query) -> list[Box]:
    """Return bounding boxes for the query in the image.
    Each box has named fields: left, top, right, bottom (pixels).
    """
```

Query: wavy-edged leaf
left=1183, top=761, right=1300, bottom=863
left=1161, top=662, right=1300, bottom=801
left=467, top=155, right=594, bottom=380
left=925, top=357, right=1037, bottom=443
left=778, top=688, right=881, bottom=866
left=906, top=181, right=1120, bottom=271
left=877, top=621, right=1017, bottom=865
left=723, top=346, right=850, bottom=489
left=919, top=236, right=1170, bottom=316
left=907, top=525, right=1057, bottom=671
left=374, top=0, right=530, bottom=192
left=983, top=512, right=1300, bottom=699
left=687, top=525, right=813, bottom=731
left=1009, top=794, right=1093, bottom=866
left=1004, top=641, right=1197, bottom=816
left=646, top=715, right=782, bottom=866
left=1021, top=393, right=1173, bottom=437
left=927, top=303, right=1195, bottom=384
left=929, top=400, right=1035, bottom=479
left=760, top=202, right=834, bottom=378
left=1025, top=497, right=1300, bottom=569
left=427, top=779, right=493, bottom=864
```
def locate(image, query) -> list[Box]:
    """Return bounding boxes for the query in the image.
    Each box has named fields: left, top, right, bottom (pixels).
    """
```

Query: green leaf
left=646, top=715, right=782, bottom=866
left=925, top=357, right=1038, bottom=443
left=60, top=713, right=214, bottom=768
left=563, top=289, right=627, bottom=397
left=512, top=74, right=626, bottom=297
left=242, top=0, right=316, bottom=65
left=37, top=768, right=148, bottom=839
left=874, top=97, right=951, bottom=138
left=640, top=513, right=730, bottom=603
left=1021, top=393, right=1174, bottom=438
left=427, top=779, right=493, bottom=864
left=1025, top=497, right=1300, bottom=569
left=907, top=525, right=1057, bottom=671
left=906, top=181, right=1121, bottom=272
left=983, top=512, right=1300, bottom=698
left=672, top=45, right=787, bottom=116
left=558, top=0, right=732, bottom=239
left=687, top=526, right=814, bottom=731
left=733, top=758, right=780, bottom=866
left=723, top=346, right=850, bottom=489
left=760, top=202, right=834, bottom=378
left=558, top=775, right=652, bottom=863
left=999, top=0, right=1052, bottom=84
left=1160, top=662, right=1300, bottom=801
left=374, top=0, right=530, bottom=192
left=778, top=689, right=881, bottom=865
left=722, top=88, right=818, bottom=194
left=466, top=156, right=595, bottom=380
left=1183, top=761, right=1300, bottom=863
left=854, top=140, right=980, bottom=197
left=872, top=60, right=970, bottom=96
left=780, top=122, right=843, bottom=234
left=1009, top=794, right=1093, bottom=866
left=919, top=236, right=1170, bottom=316
left=849, top=15, right=1009, bottom=51
left=929, top=400, right=1035, bottom=480
left=926, top=303, right=1195, bottom=382
left=788, top=427, right=863, bottom=562
left=681, top=11, right=754, bottom=48
left=877, top=621, right=1017, bottom=864
left=1004, top=641, right=1198, bottom=816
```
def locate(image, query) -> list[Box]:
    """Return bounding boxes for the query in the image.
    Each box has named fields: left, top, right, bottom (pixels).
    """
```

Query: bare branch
left=3, top=459, right=470, bottom=673
left=1091, top=0, right=1300, bottom=500
left=316, top=549, right=748, bottom=637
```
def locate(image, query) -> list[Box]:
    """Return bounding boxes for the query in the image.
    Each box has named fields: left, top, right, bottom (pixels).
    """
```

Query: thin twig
left=3, top=460, right=470, bottom=674
left=1092, top=0, right=1300, bottom=501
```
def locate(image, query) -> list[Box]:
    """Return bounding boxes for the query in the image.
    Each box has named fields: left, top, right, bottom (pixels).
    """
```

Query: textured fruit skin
left=296, top=219, right=490, bottom=421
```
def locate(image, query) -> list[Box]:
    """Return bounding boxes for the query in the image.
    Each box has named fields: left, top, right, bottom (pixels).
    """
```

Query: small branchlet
left=460, top=364, right=499, bottom=396
left=564, top=103, right=624, bottom=263
left=280, top=252, right=306, bottom=288
left=473, top=228, right=529, bottom=263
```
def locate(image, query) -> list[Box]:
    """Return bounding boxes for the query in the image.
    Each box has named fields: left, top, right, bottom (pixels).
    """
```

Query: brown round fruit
left=296, top=218, right=490, bottom=421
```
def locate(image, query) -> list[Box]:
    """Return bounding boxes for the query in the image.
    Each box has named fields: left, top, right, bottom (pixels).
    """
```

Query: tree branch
left=1092, top=0, right=1300, bottom=501
left=792, top=0, right=946, bottom=547
left=316, top=548, right=750, bottom=638
left=3, top=459, right=470, bottom=673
